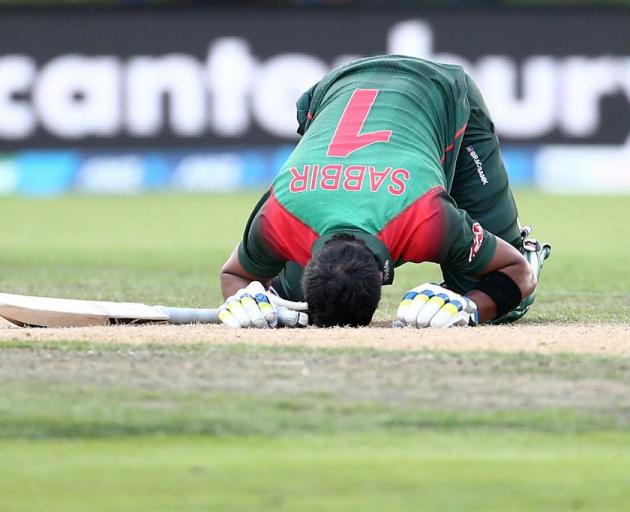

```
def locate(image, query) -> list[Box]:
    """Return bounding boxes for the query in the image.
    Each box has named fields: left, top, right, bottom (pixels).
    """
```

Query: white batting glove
left=218, top=281, right=277, bottom=329
left=396, top=283, right=479, bottom=328
left=275, top=306, right=309, bottom=328
left=267, top=290, right=309, bottom=328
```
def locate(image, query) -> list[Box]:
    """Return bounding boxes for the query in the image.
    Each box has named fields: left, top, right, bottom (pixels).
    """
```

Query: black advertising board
left=0, top=7, right=628, bottom=150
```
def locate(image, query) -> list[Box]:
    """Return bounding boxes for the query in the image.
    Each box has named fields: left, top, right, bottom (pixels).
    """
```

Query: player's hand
left=218, top=281, right=277, bottom=328
left=396, top=283, right=479, bottom=328
left=267, top=290, right=309, bottom=328
left=275, top=306, right=309, bottom=328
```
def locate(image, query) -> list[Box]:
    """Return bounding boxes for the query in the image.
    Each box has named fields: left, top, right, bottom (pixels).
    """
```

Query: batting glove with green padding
left=396, top=283, right=479, bottom=328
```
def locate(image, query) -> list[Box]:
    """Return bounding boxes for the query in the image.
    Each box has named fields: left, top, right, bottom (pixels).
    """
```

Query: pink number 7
left=326, top=89, right=393, bottom=158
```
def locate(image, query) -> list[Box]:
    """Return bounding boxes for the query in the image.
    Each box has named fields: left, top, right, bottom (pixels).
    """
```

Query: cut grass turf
left=1, top=192, right=629, bottom=511
left=0, top=191, right=629, bottom=321
left=2, top=433, right=630, bottom=512
left=2, top=346, right=629, bottom=511
left=2, top=344, right=630, bottom=439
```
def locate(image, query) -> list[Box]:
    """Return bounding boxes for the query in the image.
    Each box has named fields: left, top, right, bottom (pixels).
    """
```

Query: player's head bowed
left=302, top=233, right=382, bottom=327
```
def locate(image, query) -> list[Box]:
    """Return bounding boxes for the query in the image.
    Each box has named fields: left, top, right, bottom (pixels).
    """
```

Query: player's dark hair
left=302, top=234, right=382, bottom=327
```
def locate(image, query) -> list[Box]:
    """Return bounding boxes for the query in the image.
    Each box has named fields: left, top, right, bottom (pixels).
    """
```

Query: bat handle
left=153, top=306, right=219, bottom=324
left=152, top=305, right=307, bottom=327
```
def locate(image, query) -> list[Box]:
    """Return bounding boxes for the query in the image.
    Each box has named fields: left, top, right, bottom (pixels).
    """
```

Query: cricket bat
left=0, top=292, right=306, bottom=328
left=0, top=292, right=219, bottom=328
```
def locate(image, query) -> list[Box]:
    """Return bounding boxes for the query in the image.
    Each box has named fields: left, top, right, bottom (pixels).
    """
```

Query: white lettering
left=126, top=54, right=205, bottom=136
left=171, top=154, right=243, bottom=192
left=387, top=20, right=433, bottom=59
left=76, top=156, right=144, bottom=194
left=559, top=57, right=619, bottom=137
left=0, top=21, right=627, bottom=142
left=0, top=55, right=36, bottom=139
left=252, top=54, right=327, bottom=138
left=34, top=55, right=120, bottom=138
left=206, top=39, right=256, bottom=136
left=477, top=56, right=557, bottom=137
left=466, top=145, right=489, bottom=185
left=387, top=22, right=630, bottom=142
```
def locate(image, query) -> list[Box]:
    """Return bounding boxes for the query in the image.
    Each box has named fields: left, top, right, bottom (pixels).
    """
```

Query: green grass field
left=1, top=191, right=629, bottom=320
left=2, top=433, right=630, bottom=512
left=1, top=191, right=629, bottom=511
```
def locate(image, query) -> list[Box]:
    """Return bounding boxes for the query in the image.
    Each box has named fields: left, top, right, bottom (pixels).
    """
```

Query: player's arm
left=220, top=245, right=271, bottom=299
left=219, top=80, right=317, bottom=297
left=397, top=239, right=535, bottom=328
left=222, top=189, right=286, bottom=296
left=396, top=192, right=534, bottom=327
left=219, top=246, right=308, bottom=329
left=466, top=238, right=536, bottom=323
left=216, top=191, right=303, bottom=328
left=450, top=74, right=551, bottom=324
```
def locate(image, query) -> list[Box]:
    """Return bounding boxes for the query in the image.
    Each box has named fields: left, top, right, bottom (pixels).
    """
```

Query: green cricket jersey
left=238, top=55, right=498, bottom=288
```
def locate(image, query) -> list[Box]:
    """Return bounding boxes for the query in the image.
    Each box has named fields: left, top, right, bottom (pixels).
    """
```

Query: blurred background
left=0, top=0, right=628, bottom=197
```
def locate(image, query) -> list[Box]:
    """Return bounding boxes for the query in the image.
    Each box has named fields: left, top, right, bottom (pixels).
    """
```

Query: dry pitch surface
left=1, top=317, right=628, bottom=356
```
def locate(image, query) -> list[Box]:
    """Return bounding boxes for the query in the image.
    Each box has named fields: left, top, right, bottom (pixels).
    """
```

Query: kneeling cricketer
left=218, top=55, right=551, bottom=329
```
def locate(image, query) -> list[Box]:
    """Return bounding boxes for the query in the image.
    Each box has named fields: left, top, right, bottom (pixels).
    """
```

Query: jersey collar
left=311, top=230, right=394, bottom=285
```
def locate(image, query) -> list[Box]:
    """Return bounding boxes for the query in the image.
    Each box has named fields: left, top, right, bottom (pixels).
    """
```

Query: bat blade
left=0, top=292, right=169, bottom=328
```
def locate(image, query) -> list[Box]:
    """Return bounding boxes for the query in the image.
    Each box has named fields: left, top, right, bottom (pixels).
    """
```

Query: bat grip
left=153, top=305, right=307, bottom=327
left=153, top=306, right=219, bottom=324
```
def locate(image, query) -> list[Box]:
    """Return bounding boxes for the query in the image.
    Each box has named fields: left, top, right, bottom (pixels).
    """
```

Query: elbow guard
left=475, top=271, right=523, bottom=319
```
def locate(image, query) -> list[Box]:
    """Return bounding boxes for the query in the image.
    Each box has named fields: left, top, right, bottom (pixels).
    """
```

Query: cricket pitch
left=1, top=317, right=628, bottom=357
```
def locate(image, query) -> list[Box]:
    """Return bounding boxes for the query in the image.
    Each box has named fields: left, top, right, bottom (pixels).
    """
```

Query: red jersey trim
left=440, top=123, right=468, bottom=164
left=377, top=186, right=445, bottom=263
left=259, top=189, right=319, bottom=266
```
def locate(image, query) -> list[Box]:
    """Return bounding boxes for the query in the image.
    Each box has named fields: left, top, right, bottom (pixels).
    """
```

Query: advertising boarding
left=0, top=7, right=628, bottom=194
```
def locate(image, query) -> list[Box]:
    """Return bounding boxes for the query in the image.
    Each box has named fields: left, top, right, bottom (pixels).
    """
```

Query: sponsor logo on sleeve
left=469, top=222, right=485, bottom=262
left=382, top=259, right=391, bottom=283
left=465, top=145, right=489, bottom=186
